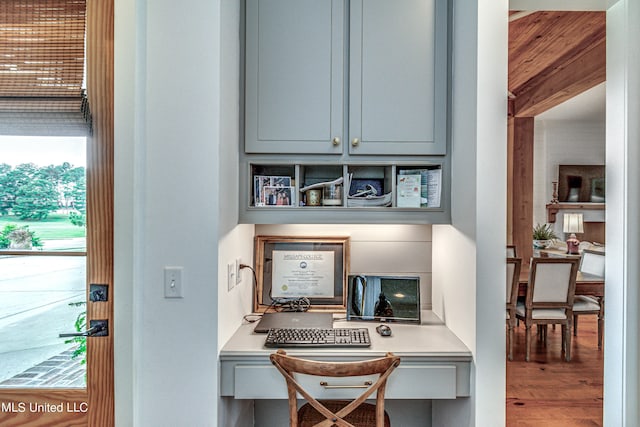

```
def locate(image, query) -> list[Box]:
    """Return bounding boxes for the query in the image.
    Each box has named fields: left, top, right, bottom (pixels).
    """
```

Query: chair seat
left=573, top=295, right=600, bottom=312
left=298, top=401, right=391, bottom=427
left=516, top=302, right=567, bottom=319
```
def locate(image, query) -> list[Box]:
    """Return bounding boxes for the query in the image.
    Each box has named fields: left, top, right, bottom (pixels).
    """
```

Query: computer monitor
left=347, top=275, right=421, bottom=323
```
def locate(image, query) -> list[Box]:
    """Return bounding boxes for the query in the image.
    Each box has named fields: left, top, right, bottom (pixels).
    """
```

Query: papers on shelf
left=396, top=174, right=421, bottom=207
left=398, top=168, right=442, bottom=208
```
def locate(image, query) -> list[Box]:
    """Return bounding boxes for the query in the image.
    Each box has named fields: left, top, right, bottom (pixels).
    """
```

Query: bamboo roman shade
left=0, top=0, right=91, bottom=136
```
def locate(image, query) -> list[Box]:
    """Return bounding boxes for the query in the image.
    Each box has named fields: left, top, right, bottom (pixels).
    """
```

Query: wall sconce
left=563, top=213, right=584, bottom=254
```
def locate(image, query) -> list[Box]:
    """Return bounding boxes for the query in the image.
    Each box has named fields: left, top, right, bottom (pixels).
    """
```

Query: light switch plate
left=164, top=267, right=184, bottom=298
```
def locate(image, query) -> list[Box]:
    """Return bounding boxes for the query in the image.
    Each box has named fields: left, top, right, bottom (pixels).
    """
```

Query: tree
left=0, top=163, right=12, bottom=215
left=12, top=177, right=59, bottom=220
left=0, top=162, right=86, bottom=221
left=0, top=163, right=40, bottom=215
left=64, top=166, right=86, bottom=226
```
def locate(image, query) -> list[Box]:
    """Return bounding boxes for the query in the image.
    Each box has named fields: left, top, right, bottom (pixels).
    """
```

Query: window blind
left=0, top=0, right=91, bottom=136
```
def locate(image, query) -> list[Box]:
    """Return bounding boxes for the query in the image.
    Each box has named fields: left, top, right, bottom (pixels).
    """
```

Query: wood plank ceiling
left=508, top=11, right=606, bottom=118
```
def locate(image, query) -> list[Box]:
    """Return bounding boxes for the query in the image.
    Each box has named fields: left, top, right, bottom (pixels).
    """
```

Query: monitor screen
left=347, top=275, right=421, bottom=323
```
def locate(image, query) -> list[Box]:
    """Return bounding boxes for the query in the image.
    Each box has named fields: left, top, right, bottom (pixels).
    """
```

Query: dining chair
left=506, top=257, right=522, bottom=361
left=515, top=257, right=580, bottom=362
left=506, top=245, right=517, bottom=258
left=270, top=350, right=400, bottom=427
left=573, top=249, right=605, bottom=348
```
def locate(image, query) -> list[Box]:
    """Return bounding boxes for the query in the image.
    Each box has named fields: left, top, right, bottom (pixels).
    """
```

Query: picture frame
left=253, top=175, right=292, bottom=207
left=557, top=165, right=605, bottom=202
left=262, top=186, right=294, bottom=206
left=254, top=236, right=350, bottom=312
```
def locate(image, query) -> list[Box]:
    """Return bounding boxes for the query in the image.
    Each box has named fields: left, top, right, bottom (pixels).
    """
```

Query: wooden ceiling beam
left=512, top=38, right=605, bottom=117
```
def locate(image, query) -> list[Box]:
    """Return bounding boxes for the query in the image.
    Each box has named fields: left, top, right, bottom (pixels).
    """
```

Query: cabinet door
left=349, top=0, right=447, bottom=155
left=245, top=0, right=344, bottom=154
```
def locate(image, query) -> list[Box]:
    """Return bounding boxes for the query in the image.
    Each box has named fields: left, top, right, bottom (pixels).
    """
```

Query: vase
left=533, top=239, right=552, bottom=249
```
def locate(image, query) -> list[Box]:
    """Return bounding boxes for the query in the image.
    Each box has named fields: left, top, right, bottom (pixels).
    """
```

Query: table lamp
left=563, top=213, right=584, bottom=254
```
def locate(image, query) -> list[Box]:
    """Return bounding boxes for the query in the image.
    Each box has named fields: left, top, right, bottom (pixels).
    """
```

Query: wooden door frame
left=0, top=1, right=114, bottom=425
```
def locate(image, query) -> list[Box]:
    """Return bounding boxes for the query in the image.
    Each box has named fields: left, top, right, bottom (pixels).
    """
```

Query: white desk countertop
left=220, top=310, right=472, bottom=360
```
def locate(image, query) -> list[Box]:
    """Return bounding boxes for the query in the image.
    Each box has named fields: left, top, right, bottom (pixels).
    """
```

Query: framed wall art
left=254, top=236, right=350, bottom=312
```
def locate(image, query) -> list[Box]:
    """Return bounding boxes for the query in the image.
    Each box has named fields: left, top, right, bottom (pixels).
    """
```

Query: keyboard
left=264, top=327, right=371, bottom=348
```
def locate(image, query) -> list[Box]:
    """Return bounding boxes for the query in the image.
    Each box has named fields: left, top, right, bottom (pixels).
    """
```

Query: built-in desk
left=220, top=311, right=472, bottom=401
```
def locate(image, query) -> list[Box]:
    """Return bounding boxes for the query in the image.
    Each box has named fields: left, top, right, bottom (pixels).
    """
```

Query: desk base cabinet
left=222, top=361, right=468, bottom=400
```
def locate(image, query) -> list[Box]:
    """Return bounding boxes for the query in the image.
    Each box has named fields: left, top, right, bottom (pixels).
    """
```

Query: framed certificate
left=254, top=236, right=350, bottom=312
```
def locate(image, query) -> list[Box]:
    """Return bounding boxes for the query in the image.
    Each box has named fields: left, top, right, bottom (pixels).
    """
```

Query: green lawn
left=0, top=213, right=85, bottom=240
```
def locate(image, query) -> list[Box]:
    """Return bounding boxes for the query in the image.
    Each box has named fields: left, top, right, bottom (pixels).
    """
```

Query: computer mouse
left=376, top=324, right=392, bottom=337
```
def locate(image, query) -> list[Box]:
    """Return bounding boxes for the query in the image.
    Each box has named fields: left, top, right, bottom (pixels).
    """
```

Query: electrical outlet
left=227, top=262, right=235, bottom=291
left=235, top=258, right=242, bottom=285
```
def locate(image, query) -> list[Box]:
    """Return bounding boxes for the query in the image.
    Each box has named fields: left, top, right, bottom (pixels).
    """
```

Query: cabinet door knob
left=332, top=137, right=341, bottom=146
left=351, top=137, right=360, bottom=147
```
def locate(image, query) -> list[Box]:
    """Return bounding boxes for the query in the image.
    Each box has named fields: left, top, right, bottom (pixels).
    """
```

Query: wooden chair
left=506, top=245, right=517, bottom=258
left=573, top=249, right=605, bottom=348
left=270, top=350, right=400, bottom=427
left=506, top=257, right=522, bottom=361
left=515, top=257, right=580, bottom=362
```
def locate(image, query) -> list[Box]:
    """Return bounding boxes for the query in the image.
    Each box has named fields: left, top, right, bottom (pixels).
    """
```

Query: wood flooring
left=506, top=316, right=604, bottom=427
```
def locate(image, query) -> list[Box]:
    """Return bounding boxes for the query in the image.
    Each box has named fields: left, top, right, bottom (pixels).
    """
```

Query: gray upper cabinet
left=349, top=0, right=447, bottom=155
left=245, top=0, right=448, bottom=156
left=244, top=0, right=345, bottom=154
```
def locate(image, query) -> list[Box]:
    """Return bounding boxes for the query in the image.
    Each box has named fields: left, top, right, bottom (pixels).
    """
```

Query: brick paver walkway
left=0, top=348, right=85, bottom=387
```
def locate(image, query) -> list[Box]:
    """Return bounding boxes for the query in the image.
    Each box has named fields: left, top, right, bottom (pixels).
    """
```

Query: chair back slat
left=270, top=350, right=400, bottom=427
left=580, top=249, right=605, bottom=277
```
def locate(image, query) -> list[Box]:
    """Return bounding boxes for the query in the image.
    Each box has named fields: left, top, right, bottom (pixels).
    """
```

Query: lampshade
left=563, top=213, right=584, bottom=234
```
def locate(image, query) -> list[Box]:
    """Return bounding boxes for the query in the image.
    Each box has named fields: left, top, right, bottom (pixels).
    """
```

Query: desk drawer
left=234, top=364, right=457, bottom=399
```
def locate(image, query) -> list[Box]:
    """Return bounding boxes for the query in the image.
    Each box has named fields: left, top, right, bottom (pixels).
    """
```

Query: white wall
left=115, top=0, right=222, bottom=425
left=604, top=0, right=640, bottom=425
left=532, top=118, right=606, bottom=226
left=432, top=0, right=508, bottom=426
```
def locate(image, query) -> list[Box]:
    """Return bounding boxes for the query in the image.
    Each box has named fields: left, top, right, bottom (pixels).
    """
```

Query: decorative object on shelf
left=532, top=223, right=558, bottom=249
left=563, top=213, right=584, bottom=254
left=322, top=182, right=342, bottom=206
left=299, top=177, right=344, bottom=206
left=305, top=189, right=322, bottom=206
left=551, top=181, right=559, bottom=204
